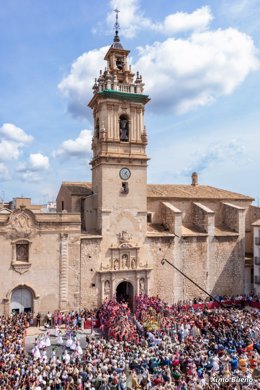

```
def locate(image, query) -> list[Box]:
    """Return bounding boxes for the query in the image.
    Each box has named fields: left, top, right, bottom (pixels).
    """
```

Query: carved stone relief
left=117, top=230, right=132, bottom=244
left=11, top=211, right=32, bottom=235
left=6, top=210, right=35, bottom=240
left=104, top=280, right=110, bottom=294
left=100, top=232, right=150, bottom=273
left=122, top=253, right=129, bottom=269
left=139, top=277, right=145, bottom=293
left=16, top=242, right=29, bottom=262
left=114, top=258, right=120, bottom=270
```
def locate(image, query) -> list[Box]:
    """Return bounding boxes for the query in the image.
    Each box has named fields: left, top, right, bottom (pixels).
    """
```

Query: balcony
left=255, top=257, right=260, bottom=266
left=255, top=275, right=260, bottom=285
left=255, top=237, right=260, bottom=245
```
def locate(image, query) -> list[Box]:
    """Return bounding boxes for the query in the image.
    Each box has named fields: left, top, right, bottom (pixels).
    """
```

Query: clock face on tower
left=119, top=167, right=131, bottom=180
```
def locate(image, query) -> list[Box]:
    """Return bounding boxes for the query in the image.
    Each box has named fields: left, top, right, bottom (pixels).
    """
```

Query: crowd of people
left=0, top=294, right=259, bottom=389
left=33, top=309, right=99, bottom=331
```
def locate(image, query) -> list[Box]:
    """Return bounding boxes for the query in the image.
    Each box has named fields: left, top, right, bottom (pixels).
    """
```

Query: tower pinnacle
left=114, top=8, right=120, bottom=34
left=112, top=8, right=123, bottom=48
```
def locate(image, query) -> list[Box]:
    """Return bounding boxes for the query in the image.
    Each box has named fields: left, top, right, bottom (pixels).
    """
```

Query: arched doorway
left=11, top=287, right=33, bottom=314
left=116, top=281, right=134, bottom=310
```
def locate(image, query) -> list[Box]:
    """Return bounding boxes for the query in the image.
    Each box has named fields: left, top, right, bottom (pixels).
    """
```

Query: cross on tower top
left=114, top=8, right=120, bottom=33
left=113, top=8, right=121, bottom=44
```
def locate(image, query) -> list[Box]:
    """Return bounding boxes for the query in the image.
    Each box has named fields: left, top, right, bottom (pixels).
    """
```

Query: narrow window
left=121, top=182, right=129, bottom=194
left=61, top=201, right=65, bottom=211
left=119, top=115, right=129, bottom=142
left=147, top=212, right=152, bottom=223
left=95, top=118, right=100, bottom=139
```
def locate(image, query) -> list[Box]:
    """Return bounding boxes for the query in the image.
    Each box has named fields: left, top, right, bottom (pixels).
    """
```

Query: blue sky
left=0, top=0, right=260, bottom=205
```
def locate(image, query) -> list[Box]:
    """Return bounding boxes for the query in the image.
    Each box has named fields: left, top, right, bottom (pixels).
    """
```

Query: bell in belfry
left=120, top=118, right=128, bottom=141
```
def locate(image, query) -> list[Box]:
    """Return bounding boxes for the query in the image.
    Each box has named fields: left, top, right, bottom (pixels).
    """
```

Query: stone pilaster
left=60, top=233, right=69, bottom=310
left=136, top=274, right=140, bottom=295
left=100, top=276, right=105, bottom=303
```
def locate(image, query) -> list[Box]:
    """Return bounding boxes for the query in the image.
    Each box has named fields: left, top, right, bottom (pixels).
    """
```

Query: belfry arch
left=119, top=114, right=129, bottom=142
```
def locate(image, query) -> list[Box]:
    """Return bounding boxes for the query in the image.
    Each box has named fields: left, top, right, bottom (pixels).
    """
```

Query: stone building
left=252, top=219, right=260, bottom=294
left=1, top=30, right=260, bottom=315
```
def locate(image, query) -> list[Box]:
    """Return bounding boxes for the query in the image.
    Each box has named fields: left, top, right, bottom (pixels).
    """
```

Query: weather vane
left=114, top=8, right=120, bottom=32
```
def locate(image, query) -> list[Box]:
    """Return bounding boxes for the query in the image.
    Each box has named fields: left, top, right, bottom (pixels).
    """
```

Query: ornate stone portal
left=99, top=231, right=151, bottom=304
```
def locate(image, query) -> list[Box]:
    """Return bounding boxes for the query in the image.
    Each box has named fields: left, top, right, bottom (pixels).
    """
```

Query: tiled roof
left=147, top=184, right=253, bottom=200
left=61, top=182, right=253, bottom=201
left=62, top=182, right=93, bottom=196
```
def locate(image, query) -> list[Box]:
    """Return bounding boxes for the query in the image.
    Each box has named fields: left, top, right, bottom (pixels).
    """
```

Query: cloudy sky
left=1, top=0, right=260, bottom=205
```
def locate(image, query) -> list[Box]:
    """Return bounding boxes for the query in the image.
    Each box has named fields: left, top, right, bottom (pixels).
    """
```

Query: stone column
left=146, top=272, right=150, bottom=295
left=60, top=233, right=69, bottom=310
left=136, top=274, right=140, bottom=295
left=33, top=296, right=40, bottom=315
left=3, top=298, right=9, bottom=316
left=101, top=276, right=105, bottom=303
left=111, top=274, right=116, bottom=299
left=128, top=120, right=132, bottom=142
left=137, top=108, right=142, bottom=141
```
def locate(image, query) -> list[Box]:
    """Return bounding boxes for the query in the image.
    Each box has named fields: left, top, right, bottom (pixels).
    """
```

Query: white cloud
left=54, top=129, right=92, bottom=158
left=222, top=0, right=259, bottom=18
left=158, top=6, right=213, bottom=35
left=29, top=153, right=49, bottom=170
left=0, top=140, right=21, bottom=161
left=18, top=171, right=40, bottom=182
left=59, top=6, right=259, bottom=117
left=136, top=28, right=259, bottom=113
left=17, top=153, right=49, bottom=178
left=0, top=123, right=33, bottom=143
left=0, top=163, right=9, bottom=180
left=58, top=47, right=108, bottom=118
left=106, top=3, right=212, bottom=38
left=0, top=123, right=33, bottom=162
left=106, top=0, right=153, bottom=38
left=149, top=133, right=249, bottom=187
left=183, top=139, right=246, bottom=175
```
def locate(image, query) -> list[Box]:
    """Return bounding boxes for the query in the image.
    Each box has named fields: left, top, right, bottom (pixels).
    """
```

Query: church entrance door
left=11, top=287, right=33, bottom=314
left=116, top=281, right=134, bottom=310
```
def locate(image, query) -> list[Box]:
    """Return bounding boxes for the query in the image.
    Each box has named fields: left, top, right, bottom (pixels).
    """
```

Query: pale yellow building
left=0, top=31, right=260, bottom=315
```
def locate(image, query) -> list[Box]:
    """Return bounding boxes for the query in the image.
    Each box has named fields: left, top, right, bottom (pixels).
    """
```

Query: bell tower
left=88, top=10, right=150, bottom=234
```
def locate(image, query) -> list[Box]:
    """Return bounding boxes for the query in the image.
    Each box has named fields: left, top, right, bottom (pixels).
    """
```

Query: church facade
left=0, top=31, right=260, bottom=315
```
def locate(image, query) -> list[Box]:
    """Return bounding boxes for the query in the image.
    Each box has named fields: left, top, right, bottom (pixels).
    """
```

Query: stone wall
left=80, top=238, right=102, bottom=308
left=211, top=237, right=244, bottom=296
left=246, top=205, right=260, bottom=254
left=192, top=202, right=214, bottom=233
left=0, top=208, right=81, bottom=315
left=148, top=198, right=252, bottom=227
left=56, top=186, right=72, bottom=212
left=67, top=234, right=81, bottom=310
left=161, top=202, right=182, bottom=236
left=145, top=237, right=175, bottom=303
left=182, top=237, right=208, bottom=299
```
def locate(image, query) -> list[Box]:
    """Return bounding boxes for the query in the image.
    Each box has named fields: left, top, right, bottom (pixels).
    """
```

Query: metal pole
left=161, top=258, right=226, bottom=308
